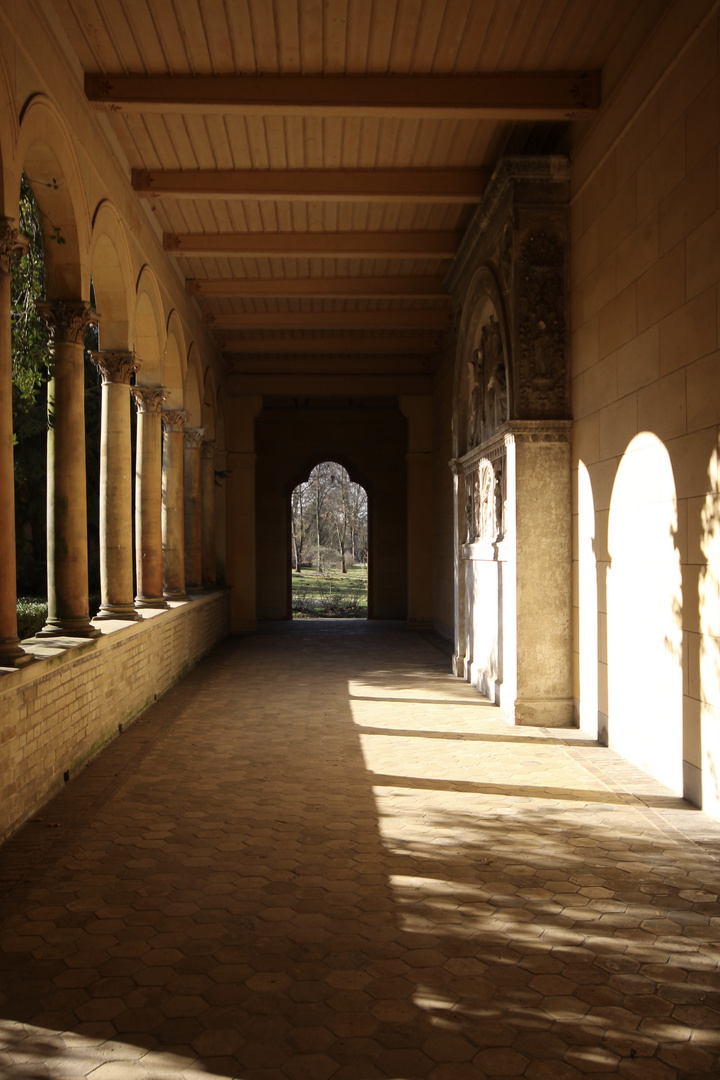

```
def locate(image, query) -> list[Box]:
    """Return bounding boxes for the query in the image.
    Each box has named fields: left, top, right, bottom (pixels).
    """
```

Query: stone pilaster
left=448, top=157, right=572, bottom=724
left=91, top=350, right=141, bottom=621
left=201, top=440, right=217, bottom=589
left=131, top=386, right=167, bottom=608
left=36, top=299, right=99, bottom=637
left=0, top=219, right=33, bottom=666
left=161, top=410, right=188, bottom=600
left=183, top=427, right=204, bottom=591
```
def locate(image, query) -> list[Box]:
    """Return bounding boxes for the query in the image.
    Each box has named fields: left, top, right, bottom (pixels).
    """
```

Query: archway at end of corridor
left=290, top=461, right=368, bottom=619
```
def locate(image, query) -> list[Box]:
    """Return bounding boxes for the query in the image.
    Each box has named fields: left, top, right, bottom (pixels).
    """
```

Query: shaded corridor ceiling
left=52, top=0, right=654, bottom=373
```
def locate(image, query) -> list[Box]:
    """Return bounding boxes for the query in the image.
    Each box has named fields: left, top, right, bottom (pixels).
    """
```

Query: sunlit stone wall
left=0, top=594, right=230, bottom=842
left=571, top=3, right=720, bottom=810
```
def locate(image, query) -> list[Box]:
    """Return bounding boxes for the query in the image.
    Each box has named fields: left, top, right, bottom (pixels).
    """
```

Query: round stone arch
left=164, top=312, right=186, bottom=411
left=184, top=344, right=203, bottom=427
left=0, top=48, right=19, bottom=216
left=17, top=95, right=90, bottom=299
left=134, top=266, right=165, bottom=386
left=90, top=201, right=133, bottom=351
left=452, top=265, right=511, bottom=460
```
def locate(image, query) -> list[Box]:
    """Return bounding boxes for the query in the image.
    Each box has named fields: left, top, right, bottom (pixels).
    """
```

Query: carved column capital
left=36, top=300, right=97, bottom=344
left=131, top=385, right=167, bottom=413
left=91, top=350, right=140, bottom=385
left=184, top=426, right=205, bottom=450
left=0, top=216, right=28, bottom=273
left=161, top=410, right=189, bottom=434
left=201, top=439, right=218, bottom=459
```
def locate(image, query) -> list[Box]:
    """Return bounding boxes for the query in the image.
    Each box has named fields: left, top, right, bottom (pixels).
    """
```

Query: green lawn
left=291, top=564, right=368, bottom=618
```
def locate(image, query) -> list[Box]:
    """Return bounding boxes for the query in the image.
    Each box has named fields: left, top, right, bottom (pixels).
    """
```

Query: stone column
left=91, top=350, right=141, bottom=621
left=161, top=410, right=188, bottom=601
left=131, top=387, right=168, bottom=608
left=450, top=462, right=467, bottom=678
left=201, top=440, right=217, bottom=589
left=36, top=299, right=98, bottom=637
left=0, top=219, right=33, bottom=665
left=183, top=427, right=204, bottom=591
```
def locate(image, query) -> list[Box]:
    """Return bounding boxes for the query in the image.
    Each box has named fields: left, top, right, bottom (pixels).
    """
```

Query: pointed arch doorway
left=290, top=461, right=368, bottom=619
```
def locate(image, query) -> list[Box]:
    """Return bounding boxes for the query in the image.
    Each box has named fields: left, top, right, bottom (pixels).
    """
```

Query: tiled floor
left=1, top=620, right=719, bottom=1080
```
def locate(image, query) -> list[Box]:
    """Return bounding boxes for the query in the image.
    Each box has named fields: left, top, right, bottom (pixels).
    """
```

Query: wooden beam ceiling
left=164, top=230, right=461, bottom=258
left=206, top=311, right=451, bottom=330
left=132, top=168, right=488, bottom=202
left=219, top=336, right=440, bottom=354
left=188, top=276, right=449, bottom=299
left=86, top=73, right=600, bottom=119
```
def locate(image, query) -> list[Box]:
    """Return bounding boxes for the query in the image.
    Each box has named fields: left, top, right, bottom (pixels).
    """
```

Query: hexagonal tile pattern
left=1, top=622, right=720, bottom=1079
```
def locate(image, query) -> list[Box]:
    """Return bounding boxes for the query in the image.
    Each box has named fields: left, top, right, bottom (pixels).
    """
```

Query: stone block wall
left=571, top=1, right=720, bottom=810
left=0, top=593, right=230, bottom=842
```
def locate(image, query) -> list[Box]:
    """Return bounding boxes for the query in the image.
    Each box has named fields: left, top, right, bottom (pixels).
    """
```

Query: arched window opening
left=12, top=175, right=50, bottom=607
left=12, top=175, right=103, bottom=635
left=291, top=461, right=368, bottom=619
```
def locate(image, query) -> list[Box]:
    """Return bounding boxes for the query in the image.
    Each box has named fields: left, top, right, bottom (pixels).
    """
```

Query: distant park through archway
left=291, top=461, right=368, bottom=619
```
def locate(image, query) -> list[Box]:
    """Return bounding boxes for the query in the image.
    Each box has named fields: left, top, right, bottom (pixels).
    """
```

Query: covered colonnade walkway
left=1, top=621, right=720, bottom=1079
left=0, top=0, right=719, bottom=1075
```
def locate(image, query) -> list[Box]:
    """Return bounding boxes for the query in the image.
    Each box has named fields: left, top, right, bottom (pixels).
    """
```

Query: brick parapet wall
left=0, top=593, right=230, bottom=843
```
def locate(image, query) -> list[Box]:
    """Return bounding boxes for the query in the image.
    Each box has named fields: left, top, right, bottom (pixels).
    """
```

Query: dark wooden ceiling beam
left=218, top=335, right=440, bottom=354
left=206, top=310, right=451, bottom=330
left=165, top=229, right=461, bottom=258
left=188, top=275, right=449, bottom=298
left=87, top=73, right=600, bottom=119
left=227, top=373, right=433, bottom=395
left=133, top=168, right=487, bottom=202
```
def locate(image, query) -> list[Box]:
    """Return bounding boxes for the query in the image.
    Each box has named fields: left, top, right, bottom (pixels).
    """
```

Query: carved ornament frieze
left=131, top=386, right=167, bottom=413
left=467, top=313, right=508, bottom=452
left=91, top=350, right=140, bottom=385
left=161, top=410, right=189, bottom=434
left=517, top=230, right=567, bottom=418
left=36, top=300, right=97, bottom=345
left=464, top=454, right=505, bottom=546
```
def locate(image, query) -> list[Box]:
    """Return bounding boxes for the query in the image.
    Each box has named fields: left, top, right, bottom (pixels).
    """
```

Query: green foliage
left=16, top=598, right=47, bottom=639
left=11, top=177, right=103, bottom=599
left=11, top=175, right=50, bottom=408
left=12, top=177, right=50, bottom=596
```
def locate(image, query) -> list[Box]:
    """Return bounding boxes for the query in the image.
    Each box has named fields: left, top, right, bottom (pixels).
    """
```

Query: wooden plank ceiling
left=50, top=0, right=647, bottom=370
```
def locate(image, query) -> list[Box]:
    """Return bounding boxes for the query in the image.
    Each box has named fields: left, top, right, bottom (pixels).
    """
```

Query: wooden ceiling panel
left=53, top=0, right=654, bottom=366
left=123, top=2, right=167, bottom=71
left=145, top=0, right=189, bottom=73
left=514, top=0, right=570, bottom=68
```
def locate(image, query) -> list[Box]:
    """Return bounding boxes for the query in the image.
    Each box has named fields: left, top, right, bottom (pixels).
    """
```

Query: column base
left=94, top=603, right=142, bottom=622
left=0, top=635, right=36, bottom=667
left=135, top=595, right=169, bottom=610
left=512, top=697, right=575, bottom=728
left=36, top=616, right=101, bottom=638
left=452, top=653, right=467, bottom=678
left=164, top=590, right=190, bottom=602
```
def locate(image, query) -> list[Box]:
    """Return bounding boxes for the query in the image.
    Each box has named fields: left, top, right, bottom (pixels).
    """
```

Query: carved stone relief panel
left=516, top=229, right=568, bottom=418
left=467, top=310, right=509, bottom=451
left=464, top=450, right=506, bottom=546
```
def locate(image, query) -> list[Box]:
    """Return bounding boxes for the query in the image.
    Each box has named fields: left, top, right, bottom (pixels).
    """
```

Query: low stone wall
left=0, top=591, right=230, bottom=843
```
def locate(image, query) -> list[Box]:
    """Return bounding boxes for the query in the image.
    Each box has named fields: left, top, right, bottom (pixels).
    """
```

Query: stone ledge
left=0, top=591, right=230, bottom=842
